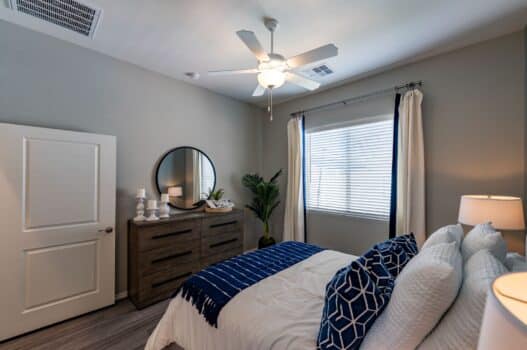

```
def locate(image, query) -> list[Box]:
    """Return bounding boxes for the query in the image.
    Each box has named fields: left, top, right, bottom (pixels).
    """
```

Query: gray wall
left=1, top=18, right=525, bottom=298
left=0, top=20, right=264, bottom=295
left=264, top=31, right=526, bottom=256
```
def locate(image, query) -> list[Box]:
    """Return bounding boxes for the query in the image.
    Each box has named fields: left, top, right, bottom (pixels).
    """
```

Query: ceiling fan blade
left=286, top=44, right=338, bottom=68
left=252, top=84, right=266, bottom=97
left=208, top=68, right=259, bottom=76
left=285, top=72, right=320, bottom=91
left=236, top=30, right=270, bottom=62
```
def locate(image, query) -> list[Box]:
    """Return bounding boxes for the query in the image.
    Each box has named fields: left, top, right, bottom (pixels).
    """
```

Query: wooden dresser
left=128, top=209, right=244, bottom=309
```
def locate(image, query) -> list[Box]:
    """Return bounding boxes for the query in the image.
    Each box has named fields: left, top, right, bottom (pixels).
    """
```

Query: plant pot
left=258, top=235, right=276, bottom=249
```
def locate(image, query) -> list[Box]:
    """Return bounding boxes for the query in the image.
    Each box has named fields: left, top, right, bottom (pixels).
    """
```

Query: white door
left=0, top=123, right=116, bottom=340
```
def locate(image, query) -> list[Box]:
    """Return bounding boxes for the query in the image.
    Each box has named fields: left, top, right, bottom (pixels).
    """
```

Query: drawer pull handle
left=152, top=250, right=193, bottom=264
left=152, top=272, right=192, bottom=289
left=152, top=229, right=192, bottom=240
left=210, top=238, right=238, bottom=248
left=210, top=220, right=238, bottom=229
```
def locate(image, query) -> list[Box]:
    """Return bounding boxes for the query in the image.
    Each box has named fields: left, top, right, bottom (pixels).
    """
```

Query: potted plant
left=205, top=188, right=225, bottom=201
left=193, top=188, right=225, bottom=208
left=242, top=170, right=282, bottom=248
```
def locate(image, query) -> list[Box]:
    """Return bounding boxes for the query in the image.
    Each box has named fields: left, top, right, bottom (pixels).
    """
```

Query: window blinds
left=305, top=117, right=393, bottom=220
left=199, top=154, right=215, bottom=195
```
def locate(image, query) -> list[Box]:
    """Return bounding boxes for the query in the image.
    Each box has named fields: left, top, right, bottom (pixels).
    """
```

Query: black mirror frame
left=154, top=146, right=217, bottom=210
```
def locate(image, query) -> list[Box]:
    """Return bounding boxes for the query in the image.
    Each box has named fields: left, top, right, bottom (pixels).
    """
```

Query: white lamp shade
left=458, top=195, right=525, bottom=230
left=257, top=69, right=285, bottom=88
left=168, top=186, right=183, bottom=197
left=478, top=272, right=527, bottom=350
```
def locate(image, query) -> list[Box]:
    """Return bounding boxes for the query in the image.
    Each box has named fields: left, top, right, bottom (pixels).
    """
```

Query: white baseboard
left=115, top=291, right=128, bottom=301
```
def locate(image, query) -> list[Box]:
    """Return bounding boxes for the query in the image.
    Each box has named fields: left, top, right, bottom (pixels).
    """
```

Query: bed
left=146, top=223, right=515, bottom=350
left=145, top=249, right=356, bottom=350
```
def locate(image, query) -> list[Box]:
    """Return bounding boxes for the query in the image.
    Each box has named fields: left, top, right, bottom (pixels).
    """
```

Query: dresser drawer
left=137, top=220, right=200, bottom=252
left=139, top=240, right=200, bottom=276
left=128, top=210, right=245, bottom=309
left=200, top=247, right=243, bottom=269
left=202, top=213, right=243, bottom=238
left=201, top=230, right=243, bottom=257
left=137, top=261, right=199, bottom=306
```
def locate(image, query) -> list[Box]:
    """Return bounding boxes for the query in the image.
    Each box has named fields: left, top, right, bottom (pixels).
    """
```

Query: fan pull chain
left=268, top=88, right=273, bottom=121
left=267, top=89, right=270, bottom=113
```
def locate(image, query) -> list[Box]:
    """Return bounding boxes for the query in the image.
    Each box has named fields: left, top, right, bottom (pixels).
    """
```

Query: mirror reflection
left=156, top=147, right=216, bottom=210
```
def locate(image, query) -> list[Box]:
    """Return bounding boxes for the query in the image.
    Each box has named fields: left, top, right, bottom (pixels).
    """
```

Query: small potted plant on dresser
left=194, top=188, right=236, bottom=213
left=242, top=169, right=282, bottom=248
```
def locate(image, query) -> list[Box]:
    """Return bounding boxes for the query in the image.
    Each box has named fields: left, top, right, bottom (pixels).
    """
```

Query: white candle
left=160, top=193, right=170, bottom=202
left=136, top=188, right=146, bottom=198
left=147, top=199, right=158, bottom=210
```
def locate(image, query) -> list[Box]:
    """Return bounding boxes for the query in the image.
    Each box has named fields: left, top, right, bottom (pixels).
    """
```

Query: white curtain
left=283, top=116, right=305, bottom=242
left=396, top=89, right=426, bottom=246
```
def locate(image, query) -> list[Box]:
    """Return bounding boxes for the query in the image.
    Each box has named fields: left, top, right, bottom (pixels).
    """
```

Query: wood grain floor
left=0, top=299, right=181, bottom=350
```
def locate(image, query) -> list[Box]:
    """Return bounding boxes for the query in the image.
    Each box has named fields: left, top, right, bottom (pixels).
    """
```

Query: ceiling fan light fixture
left=257, top=69, right=285, bottom=89
left=207, top=17, right=339, bottom=113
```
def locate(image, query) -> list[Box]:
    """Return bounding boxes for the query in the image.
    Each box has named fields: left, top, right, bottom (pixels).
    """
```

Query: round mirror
left=155, top=147, right=216, bottom=210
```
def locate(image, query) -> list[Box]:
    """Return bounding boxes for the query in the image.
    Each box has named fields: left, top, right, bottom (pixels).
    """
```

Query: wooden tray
left=205, top=207, right=233, bottom=214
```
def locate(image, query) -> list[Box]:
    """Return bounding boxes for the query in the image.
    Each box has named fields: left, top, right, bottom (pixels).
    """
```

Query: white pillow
left=360, top=241, right=462, bottom=350
left=418, top=249, right=508, bottom=350
left=461, top=223, right=507, bottom=263
left=422, top=224, right=464, bottom=250
left=505, top=252, right=527, bottom=272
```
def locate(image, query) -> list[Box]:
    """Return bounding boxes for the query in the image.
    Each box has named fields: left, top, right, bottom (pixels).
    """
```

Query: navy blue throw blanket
left=178, top=241, right=325, bottom=327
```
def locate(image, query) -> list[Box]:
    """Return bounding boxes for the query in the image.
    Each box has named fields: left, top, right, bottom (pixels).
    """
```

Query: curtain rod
left=290, top=80, right=423, bottom=117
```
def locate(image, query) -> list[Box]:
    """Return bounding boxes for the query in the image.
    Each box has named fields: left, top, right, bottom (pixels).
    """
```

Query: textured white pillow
left=360, top=242, right=462, bottom=350
left=418, top=249, right=508, bottom=350
left=422, top=224, right=464, bottom=250
left=505, top=252, right=527, bottom=272
left=461, top=223, right=507, bottom=263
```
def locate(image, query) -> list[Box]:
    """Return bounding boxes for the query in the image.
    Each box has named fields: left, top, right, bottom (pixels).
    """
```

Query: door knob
left=98, top=227, right=113, bottom=234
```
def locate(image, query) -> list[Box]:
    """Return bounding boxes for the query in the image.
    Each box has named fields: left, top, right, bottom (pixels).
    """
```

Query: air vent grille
left=311, top=64, right=333, bottom=77
left=300, top=64, right=334, bottom=79
left=9, top=0, right=102, bottom=37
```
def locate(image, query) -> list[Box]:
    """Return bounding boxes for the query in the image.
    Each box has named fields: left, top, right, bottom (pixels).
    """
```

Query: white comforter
left=145, top=249, right=356, bottom=350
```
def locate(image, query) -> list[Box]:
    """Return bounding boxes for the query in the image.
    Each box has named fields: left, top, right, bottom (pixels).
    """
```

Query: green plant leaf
left=269, top=169, right=282, bottom=183
left=241, top=170, right=282, bottom=227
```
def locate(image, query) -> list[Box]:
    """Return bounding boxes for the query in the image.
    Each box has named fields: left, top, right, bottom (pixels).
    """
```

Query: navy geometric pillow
left=317, top=249, right=395, bottom=350
left=391, top=233, right=419, bottom=257
left=370, top=233, right=418, bottom=277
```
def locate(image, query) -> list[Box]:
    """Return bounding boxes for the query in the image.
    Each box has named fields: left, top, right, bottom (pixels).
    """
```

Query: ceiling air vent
left=8, top=0, right=102, bottom=38
left=300, top=64, right=334, bottom=79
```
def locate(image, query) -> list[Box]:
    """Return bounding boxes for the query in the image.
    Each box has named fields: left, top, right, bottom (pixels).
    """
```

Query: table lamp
left=458, top=195, right=525, bottom=255
left=478, top=272, right=527, bottom=349
left=168, top=186, right=183, bottom=198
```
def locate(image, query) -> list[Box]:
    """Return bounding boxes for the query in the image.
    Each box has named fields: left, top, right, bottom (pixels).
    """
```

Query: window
left=305, top=116, right=393, bottom=220
left=199, top=153, right=215, bottom=196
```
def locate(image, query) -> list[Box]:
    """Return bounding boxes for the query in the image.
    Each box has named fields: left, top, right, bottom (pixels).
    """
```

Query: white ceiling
left=1, top=0, right=527, bottom=106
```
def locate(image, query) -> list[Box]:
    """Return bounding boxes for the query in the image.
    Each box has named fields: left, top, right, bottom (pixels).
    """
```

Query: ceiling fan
left=208, top=18, right=339, bottom=97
